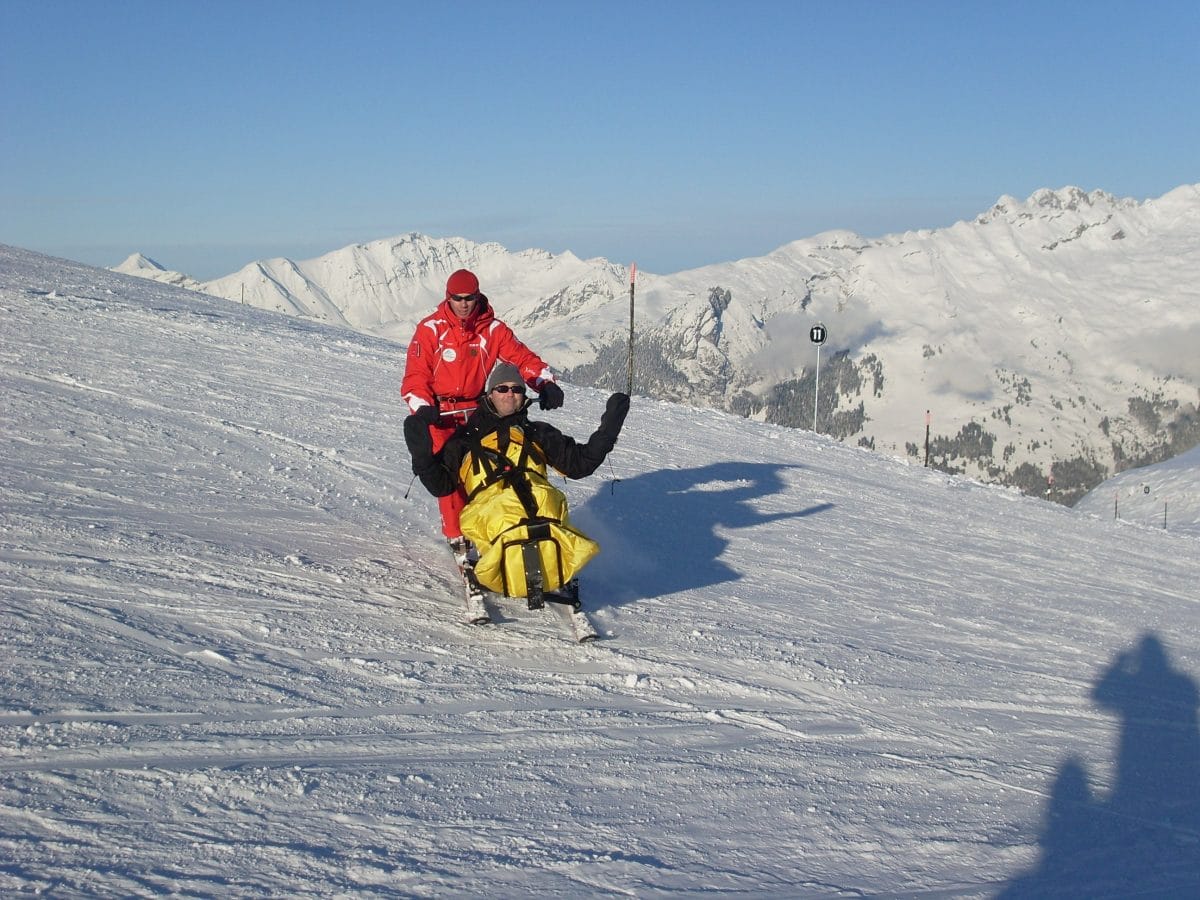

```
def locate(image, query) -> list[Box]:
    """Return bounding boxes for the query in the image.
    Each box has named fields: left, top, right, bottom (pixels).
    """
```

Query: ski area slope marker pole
left=627, top=262, right=637, bottom=395
left=925, top=410, right=931, bottom=467
left=809, top=322, right=827, bottom=433
left=813, top=341, right=821, bottom=432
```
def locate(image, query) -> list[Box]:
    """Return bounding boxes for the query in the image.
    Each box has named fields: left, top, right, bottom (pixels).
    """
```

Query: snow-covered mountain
left=112, top=251, right=204, bottom=292
left=4, top=245, right=1200, bottom=895
left=116, top=184, right=1200, bottom=505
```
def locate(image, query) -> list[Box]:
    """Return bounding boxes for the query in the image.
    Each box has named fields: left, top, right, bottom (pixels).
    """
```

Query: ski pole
left=627, top=262, right=637, bottom=395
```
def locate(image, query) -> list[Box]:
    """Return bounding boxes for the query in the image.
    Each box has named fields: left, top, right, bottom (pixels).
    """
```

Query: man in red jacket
left=401, top=268, right=564, bottom=553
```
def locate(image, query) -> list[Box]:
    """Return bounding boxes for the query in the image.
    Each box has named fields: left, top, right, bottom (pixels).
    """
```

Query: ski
left=545, top=579, right=599, bottom=643
left=462, top=583, right=490, bottom=626
left=557, top=602, right=599, bottom=642
left=449, top=539, right=491, bottom=625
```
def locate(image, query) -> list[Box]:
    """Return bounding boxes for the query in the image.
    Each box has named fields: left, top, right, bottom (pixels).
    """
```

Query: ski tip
left=572, top=619, right=600, bottom=642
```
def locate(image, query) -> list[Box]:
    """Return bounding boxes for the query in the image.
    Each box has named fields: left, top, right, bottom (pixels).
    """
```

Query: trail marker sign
left=810, top=323, right=827, bottom=432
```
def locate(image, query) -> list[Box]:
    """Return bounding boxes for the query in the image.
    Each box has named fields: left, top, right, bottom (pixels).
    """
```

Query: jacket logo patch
left=442, top=348, right=457, bottom=362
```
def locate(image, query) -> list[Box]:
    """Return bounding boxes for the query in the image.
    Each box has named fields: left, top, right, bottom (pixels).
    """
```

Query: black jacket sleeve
left=530, top=392, right=629, bottom=479
left=403, top=415, right=458, bottom=497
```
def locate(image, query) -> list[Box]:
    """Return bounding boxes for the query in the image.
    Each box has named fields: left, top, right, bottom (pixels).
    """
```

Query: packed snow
left=3, top=245, right=1198, bottom=897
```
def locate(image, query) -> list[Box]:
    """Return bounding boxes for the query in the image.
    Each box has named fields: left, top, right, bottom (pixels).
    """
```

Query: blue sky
left=2, top=0, right=1197, bottom=279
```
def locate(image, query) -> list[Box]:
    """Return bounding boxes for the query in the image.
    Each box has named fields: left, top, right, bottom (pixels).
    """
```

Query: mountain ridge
left=114, top=183, right=1200, bottom=503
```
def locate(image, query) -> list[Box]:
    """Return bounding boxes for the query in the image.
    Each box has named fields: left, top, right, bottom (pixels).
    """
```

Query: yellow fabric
left=457, top=427, right=599, bottom=596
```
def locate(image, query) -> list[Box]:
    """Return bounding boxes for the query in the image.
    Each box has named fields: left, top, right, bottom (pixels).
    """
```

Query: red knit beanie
left=445, top=269, right=480, bottom=299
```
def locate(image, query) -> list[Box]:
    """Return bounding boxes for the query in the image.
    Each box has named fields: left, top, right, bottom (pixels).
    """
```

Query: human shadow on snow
left=571, top=461, right=832, bottom=608
left=999, top=633, right=1200, bottom=898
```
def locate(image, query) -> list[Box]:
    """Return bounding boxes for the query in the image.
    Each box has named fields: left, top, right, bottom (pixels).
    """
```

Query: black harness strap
left=463, top=424, right=548, bottom=522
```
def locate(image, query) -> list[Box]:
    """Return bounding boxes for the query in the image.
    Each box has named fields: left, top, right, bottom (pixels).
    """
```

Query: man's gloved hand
left=538, top=381, right=564, bottom=410
left=403, top=415, right=436, bottom=472
left=411, top=404, right=440, bottom=425
left=600, top=392, right=630, bottom=437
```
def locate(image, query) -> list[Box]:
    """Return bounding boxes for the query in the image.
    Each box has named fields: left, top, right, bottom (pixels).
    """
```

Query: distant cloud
left=1130, top=325, right=1200, bottom=382
left=928, top=348, right=995, bottom=401
left=746, top=307, right=890, bottom=382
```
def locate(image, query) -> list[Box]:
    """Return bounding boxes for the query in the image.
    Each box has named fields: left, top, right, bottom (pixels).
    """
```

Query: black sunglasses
left=491, top=384, right=526, bottom=395
left=449, top=292, right=479, bottom=302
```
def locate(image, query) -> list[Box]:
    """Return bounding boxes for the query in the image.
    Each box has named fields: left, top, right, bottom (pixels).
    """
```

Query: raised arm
left=532, top=393, right=630, bottom=479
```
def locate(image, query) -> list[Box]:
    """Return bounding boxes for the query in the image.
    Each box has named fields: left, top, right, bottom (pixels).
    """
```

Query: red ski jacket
left=401, top=295, right=554, bottom=422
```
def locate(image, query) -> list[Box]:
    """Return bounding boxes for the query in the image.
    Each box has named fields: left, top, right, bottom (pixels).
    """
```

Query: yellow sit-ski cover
left=457, top=426, right=599, bottom=596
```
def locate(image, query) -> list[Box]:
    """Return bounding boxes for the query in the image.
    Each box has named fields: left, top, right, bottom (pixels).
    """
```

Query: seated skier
left=404, top=362, right=629, bottom=605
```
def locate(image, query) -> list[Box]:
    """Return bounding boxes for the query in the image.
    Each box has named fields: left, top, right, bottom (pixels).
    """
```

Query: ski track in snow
left=2, top=246, right=1199, bottom=897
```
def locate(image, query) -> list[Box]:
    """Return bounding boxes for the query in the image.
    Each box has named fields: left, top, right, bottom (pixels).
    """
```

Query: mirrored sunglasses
left=449, top=292, right=479, bottom=302
left=491, top=384, right=526, bottom=395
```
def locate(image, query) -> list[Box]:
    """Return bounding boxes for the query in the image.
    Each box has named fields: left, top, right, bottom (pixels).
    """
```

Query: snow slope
left=4, top=245, right=1199, bottom=897
left=1077, top=443, right=1200, bottom=537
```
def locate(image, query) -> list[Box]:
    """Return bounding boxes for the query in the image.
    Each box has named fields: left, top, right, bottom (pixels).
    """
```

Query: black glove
left=403, top=415, right=436, bottom=473
left=576, top=392, right=630, bottom=474
left=599, top=392, right=630, bottom=438
left=412, top=404, right=440, bottom=425
left=538, top=381, right=564, bottom=410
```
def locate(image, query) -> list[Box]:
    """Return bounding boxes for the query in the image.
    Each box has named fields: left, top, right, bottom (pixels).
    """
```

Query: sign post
left=809, top=323, right=827, bottom=433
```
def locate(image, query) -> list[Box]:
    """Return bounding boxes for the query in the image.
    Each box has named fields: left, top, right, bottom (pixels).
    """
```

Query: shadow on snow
left=1001, top=632, right=1200, bottom=898
left=573, top=460, right=832, bottom=608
